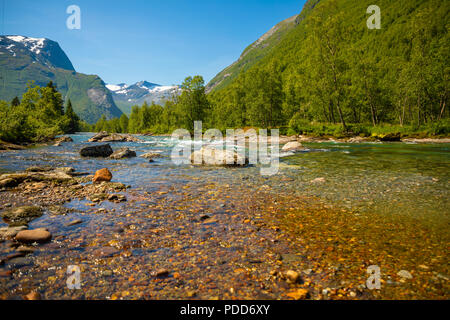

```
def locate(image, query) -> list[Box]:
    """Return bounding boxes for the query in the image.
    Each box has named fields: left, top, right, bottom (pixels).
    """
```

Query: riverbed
left=0, top=134, right=448, bottom=299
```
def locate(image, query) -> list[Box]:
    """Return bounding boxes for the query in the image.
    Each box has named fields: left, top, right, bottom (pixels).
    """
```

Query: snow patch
left=5, top=35, right=46, bottom=55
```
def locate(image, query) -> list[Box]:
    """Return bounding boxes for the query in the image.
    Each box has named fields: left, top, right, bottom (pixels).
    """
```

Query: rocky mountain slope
left=206, top=14, right=299, bottom=93
left=0, top=35, right=123, bottom=123
left=107, top=80, right=180, bottom=115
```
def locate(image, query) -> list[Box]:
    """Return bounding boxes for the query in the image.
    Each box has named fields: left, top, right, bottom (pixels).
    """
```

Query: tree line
left=0, top=82, right=84, bottom=143
left=94, top=0, right=448, bottom=137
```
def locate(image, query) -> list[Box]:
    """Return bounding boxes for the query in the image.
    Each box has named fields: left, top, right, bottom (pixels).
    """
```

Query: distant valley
left=106, top=81, right=180, bottom=115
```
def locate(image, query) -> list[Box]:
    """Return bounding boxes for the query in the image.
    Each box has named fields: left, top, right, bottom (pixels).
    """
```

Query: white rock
left=281, top=141, right=304, bottom=152
left=190, top=147, right=247, bottom=166
left=397, top=270, right=413, bottom=279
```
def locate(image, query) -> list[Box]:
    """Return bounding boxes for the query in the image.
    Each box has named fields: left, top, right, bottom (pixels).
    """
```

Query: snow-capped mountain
left=106, top=80, right=181, bottom=114
left=0, top=35, right=75, bottom=71
left=0, top=35, right=123, bottom=123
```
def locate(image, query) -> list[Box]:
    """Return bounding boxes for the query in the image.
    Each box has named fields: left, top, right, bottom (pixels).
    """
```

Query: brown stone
left=286, top=289, right=309, bottom=300
left=15, top=228, right=52, bottom=244
left=25, top=291, right=41, bottom=300
left=93, top=168, right=112, bottom=183
left=286, top=270, right=301, bottom=284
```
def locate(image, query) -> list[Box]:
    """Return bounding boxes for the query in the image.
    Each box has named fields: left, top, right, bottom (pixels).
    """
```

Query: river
left=0, top=133, right=448, bottom=299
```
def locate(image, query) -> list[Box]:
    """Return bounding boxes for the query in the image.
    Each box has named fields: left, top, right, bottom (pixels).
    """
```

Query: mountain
left=106, top=80, right=181, bottom=115
left=0, top=35, right=123, bottom=123
left=206, top=14, right=299, bottom=93
left=206, top=0, right=449, bottom=130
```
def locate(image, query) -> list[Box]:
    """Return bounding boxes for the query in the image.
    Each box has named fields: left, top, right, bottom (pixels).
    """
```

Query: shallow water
left=0, top=133, right=449, bottom=299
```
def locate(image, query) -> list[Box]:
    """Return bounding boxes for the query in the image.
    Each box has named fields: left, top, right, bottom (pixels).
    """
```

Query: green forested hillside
left=0, top=82, right=82, bottom=143
left=0, top=36, right=123, bottom=124
left=206, top=14, right=300, bottom=93
left=207, top=0, right=449, bottom=135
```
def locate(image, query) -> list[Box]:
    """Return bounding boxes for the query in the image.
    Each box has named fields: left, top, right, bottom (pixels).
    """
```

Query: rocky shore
left=0, top=133, right=447, bottom=300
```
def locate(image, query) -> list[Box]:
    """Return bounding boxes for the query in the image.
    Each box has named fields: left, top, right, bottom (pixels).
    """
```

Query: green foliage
left=93, top=76, right=210, bottom=134
left=0, top=83, right=83, bottom=143
left=64, top=99, right=80, bottom=133
left=0, top=49, right=123, bottom=124
left=95, top=0, right=448, bottom=139
left=208, top=0, right=449, bottom=135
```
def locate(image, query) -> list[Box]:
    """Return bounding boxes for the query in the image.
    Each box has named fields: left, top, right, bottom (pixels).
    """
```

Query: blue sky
left=1, top=0, right=305, bottom=85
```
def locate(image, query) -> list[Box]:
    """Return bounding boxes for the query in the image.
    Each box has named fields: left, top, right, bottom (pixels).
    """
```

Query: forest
left=92, top=0, right=449, bottom=138
left=0, top=82, right=85, bottom=143
left=1, top=0, right=448, bottom=143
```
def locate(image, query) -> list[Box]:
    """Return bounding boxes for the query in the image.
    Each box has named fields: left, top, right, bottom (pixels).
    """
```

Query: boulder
left=110, top=148, right=137, bottom=160
left=88, top=131, right=141, bottom=143
left=1, top=206, right=43, bottom=225
left=80, top=144, right=113, bottom=157
left=0, top=140, right=26, bottom=151
left=88, top=131, right=110, bottom=142
left=0, top=178, right=19, bottom=188
left=15, top=228, right=52, bottom=244
left=281, top=141, right=305, bottom=152
left=190, top=147, right=248, bottom=166
left=0, top=167, right=76, bottom=189
left=93, top=168, right=112, bottom=183
left=55, top=136, right=73, bottom=143
left=141, top=152, right=162, bottom=160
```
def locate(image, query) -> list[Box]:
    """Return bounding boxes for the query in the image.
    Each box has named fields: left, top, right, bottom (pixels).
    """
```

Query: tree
left=178, top=76, right=209, bottom=131
left=119, top=114, right=129, bottom=133
left=309, top=0, right=349, bottom=131
left=11, top=97, right=20, bottom=107
left=65, top=99, right=80, bottom=133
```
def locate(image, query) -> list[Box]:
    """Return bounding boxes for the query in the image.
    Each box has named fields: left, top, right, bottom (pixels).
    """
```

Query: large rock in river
left=88, top=131, right=141, bottom=143
left=281, top=141, right=305, bottom=152
left=0, top=167, right=75, bottom=189
left=1, top=206, right=43, bottom=226
left=80, top=144, right=113, bottom=157
left=15, top=228, right=52, bottom=243
left=93, top=168, right=112, bottom=183
left=190, top=147, right=248, bottom=166
left=110, top=148, right=137, bottom=160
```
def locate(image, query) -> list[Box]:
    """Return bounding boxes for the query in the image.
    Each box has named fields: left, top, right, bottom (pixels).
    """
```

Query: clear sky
left=1, top=0, right=306, bottom=85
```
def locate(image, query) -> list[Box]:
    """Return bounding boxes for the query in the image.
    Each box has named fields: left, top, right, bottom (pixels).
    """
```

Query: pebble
left=0, top=270, right=13, bottom=277
left=25, top=291, right=41, bottom=300
left=286, top=270, right=301, bottom=284
left=286, top=289, right=309, bottom=300
left=93, top=247, right=119, bottom=258
left=66, top=219, right=83, bottom=227
left=187, top=290, right=197, bottom=298
left=152, top=269, right=169, bottom=278
left=397, top=270, right=413, bottom=280
left=16, top=246, right=35, bottom=253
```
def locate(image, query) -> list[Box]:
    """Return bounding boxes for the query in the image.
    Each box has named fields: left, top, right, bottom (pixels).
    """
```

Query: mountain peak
left=106, top=80, right=181, bottom=114
left=0, top=35, right=75, bottom=71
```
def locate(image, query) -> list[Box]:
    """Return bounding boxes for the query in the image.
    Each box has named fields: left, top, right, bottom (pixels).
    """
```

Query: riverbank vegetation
left=0, top=82, right=85, bottom=144
left=1, top=1, right=448, bottom=142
